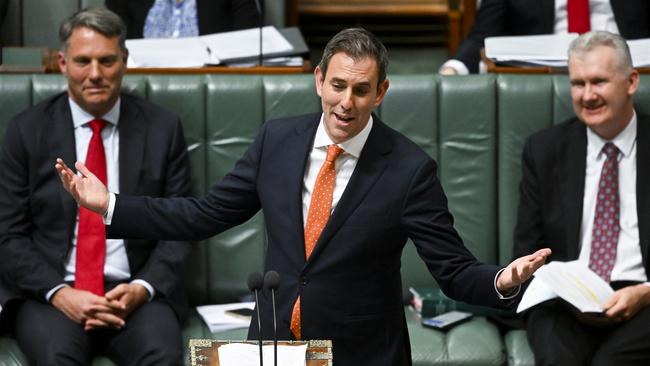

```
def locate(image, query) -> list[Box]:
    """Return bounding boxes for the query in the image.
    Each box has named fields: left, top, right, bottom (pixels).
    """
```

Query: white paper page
left=627, top=38, right=650, bottom=67
left=218, top=343, right=307, bottom=366
left=516, top=276, right=558, bottom=313
left=125, top=37, right=212, bottom=68
left=485, top=34, right=578, bottom=62
left=534, top=261, right=614, bottom=313
left=196, top=302, right=254, bottom=332
left=200, top=26, right=293, bottom=62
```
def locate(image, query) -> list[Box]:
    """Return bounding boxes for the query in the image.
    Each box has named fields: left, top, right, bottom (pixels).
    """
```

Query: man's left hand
left=603, top=284, right=650, bottom=321
left=497, top=248, right=552, bottom=293
left=84, top=283, right=149, bottom=331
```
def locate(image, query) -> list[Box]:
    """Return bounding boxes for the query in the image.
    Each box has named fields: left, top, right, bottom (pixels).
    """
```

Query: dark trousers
left=14, top=298, right=183, bottom=366
left=526, top=299, right=650, bottom=366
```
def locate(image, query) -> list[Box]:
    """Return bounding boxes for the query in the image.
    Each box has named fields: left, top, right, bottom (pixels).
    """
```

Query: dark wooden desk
left=188, top=339, right=332, bottom=366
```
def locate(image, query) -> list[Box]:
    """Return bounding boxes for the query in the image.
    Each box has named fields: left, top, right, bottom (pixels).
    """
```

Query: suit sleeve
left=512, top=138, right=547, bottom=260
left=401, top=158, right=503, bottom=307
left=0, top=118, right=65, bottom=300
left=107, top=121, right=265, bottom=242
left=452, top=0, right=508, bottom=73
left=231, top=0, right=258, bottom=30
left=128, top=117, right=193, bottom=299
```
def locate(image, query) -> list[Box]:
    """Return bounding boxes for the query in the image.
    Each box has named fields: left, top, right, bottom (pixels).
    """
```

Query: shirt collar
left=586, top=111, right=637, bottom=159
left=69, top=97, right=120, bottom=129
left=313, top=114, right=373, bottom=158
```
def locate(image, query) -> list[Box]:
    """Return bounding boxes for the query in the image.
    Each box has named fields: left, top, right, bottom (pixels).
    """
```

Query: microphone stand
left=248, top=272, right=264, bottom=366
left=254, top=0, right=264, bottom=66
left=264, top=271, right=280, bottom=366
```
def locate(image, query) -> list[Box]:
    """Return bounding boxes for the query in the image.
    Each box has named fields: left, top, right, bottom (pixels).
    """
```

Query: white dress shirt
left=47, top=98, right=153, bottom=301
left=578, top=113, right=647, bottom=283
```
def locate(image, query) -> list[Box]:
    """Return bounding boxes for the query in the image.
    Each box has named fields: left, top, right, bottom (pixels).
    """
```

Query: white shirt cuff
left=494, top=268, right=521, bottom=300
left=130, top=279, right=155, bottom=301
left=46, top=284, right=69, bottom=302
left=439, top=59, right=470, bottom=75
left=103, top=192, right=116, bottom=225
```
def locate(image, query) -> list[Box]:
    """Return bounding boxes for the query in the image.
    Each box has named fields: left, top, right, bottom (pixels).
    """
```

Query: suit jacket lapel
left=285, top=115, right=320, bottom=262
left=306, top=115, right=390, bottom=265
left=636, top=115, right=650, bottom=272
left=561, top=120, right=587, bottom=259
left=118, top=97, right=145, bottom=195
left=46, top=95, right=77, bottom=242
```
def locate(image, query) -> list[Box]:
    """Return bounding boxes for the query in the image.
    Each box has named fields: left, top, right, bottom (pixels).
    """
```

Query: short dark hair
left=318, top=28, right=389, bottom=88
left=59, top=7, right=127, bottom=54
left=569, top=31, right=633, bottom=74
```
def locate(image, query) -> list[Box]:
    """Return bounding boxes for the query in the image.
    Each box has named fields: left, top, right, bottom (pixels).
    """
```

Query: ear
left=58, top=51, right=67, bottom=75
left=628, top=69, right=640, bottom=96
left=373, top=79, right=389, bottom=107
left=314, top=65, right=324, bottom=98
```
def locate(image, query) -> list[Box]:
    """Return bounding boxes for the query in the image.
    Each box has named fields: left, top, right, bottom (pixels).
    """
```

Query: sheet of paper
left=518, top=260, right=614, bottom=313
left=196, top=302, right=254, bottom=333
left=200, top=26, right=293, bottom=62
left=125, top=37, right=213, bottom=68
left=516, top=275, right=558, bottom=313
left=218, top=343, right=307, bottom=366
left=486, top=34, right=650, bottom=67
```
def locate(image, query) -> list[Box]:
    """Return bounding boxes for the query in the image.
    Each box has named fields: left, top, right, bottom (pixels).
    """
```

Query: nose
left=583, top=83, right=597, bottom=103
left=340, top=88, right=353, bottom=111
left=88, top=60, right=101, bottom=81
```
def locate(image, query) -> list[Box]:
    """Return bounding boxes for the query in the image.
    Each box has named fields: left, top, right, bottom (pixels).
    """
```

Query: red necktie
left=589, top=143, right=620, bottom=282
left=290, top=144, right=344, bottom=340
left=568, top=0, right=591, bottom=34
left=74, top=119, right=108, bottom=295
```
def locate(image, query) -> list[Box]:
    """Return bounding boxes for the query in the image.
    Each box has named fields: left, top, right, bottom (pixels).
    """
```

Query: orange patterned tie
left=290, top=144, right=344, bottom=340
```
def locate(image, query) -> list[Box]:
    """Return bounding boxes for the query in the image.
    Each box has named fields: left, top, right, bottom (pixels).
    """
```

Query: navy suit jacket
left=0, top=93, right=192, bottom=322
left=512, top=115, right=650, bottom=278
left=106, top=0, right=259, bottom=39
left=454, top=0, right=650, bottom=73
left=107, top=113, right=508, bottom=365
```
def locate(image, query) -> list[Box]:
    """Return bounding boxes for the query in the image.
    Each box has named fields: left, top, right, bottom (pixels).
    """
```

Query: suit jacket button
left=300, top=277, right=308, bottom=286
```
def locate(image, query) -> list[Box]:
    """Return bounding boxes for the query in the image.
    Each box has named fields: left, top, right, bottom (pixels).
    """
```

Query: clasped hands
left=51, top=283, right=148, bottom=331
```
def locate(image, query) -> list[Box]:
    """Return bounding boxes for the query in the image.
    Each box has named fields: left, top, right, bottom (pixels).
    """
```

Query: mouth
left=333, top=112, right=354, bottom=124
left=583, top=103, right=606, bottom=115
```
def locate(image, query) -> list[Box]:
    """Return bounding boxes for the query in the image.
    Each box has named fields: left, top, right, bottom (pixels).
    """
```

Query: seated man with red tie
left=440, top=0, right=650, bottom=74
left=0, top=7, right=192, bottom=365
left=512, top=31, right=650, bottom=365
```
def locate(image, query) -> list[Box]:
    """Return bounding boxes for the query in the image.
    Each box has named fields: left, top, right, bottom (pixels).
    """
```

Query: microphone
left=247, top=271, right=264, bottom=366
left=264, top=271, right=280, bottom=366
left=253, top=0, right=264, bottom=66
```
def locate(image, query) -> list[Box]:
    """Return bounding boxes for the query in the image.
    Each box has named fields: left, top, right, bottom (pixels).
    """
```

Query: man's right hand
left=51, top=286, right=124, bottom=329
left=55, top=158, right=109, bottom=215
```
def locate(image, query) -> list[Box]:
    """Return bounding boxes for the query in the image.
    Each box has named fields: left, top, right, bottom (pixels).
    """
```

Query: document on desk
left=126, top=26, right=293, bottom=67
left=517, top=260, right=614, bottom=314
left=218, top=343, right=307, bottom=366
left=485, top=34, right=650, bottom=67
left=195, top=302, right=254, bottom=333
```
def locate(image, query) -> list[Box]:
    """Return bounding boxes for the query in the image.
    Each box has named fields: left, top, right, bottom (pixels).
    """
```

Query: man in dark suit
left=106, top=0, right=258, bottom=39
left=57, top=27, right=551, bottom=366
left=441, top=0, right=650, bottom=74
left=0, top=7, right=191, bottom=365
left=512, top=31, right=650, bottom=365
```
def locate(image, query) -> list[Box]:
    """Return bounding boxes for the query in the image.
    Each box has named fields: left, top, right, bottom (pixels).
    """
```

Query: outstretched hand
left=497, top=248, right=552, bottom=293
left=55, top=158, right=109, bottom=215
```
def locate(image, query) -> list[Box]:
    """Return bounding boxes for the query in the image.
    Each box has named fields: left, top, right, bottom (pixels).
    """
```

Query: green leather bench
left=1, top=73, right=649, bottom=366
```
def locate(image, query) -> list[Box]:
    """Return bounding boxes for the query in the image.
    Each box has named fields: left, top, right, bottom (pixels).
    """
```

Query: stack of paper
left=517, top=260, right=614, bottom=313
left=218, top=343, right=307, bottom=366
left=126, top=26, right=294, bottom=68
left=485, top=34, right=650, bottom=67
left=196, top=302, right=254, bottom=333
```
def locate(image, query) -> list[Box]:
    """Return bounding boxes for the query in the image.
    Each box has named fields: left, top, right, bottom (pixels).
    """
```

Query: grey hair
left=59, top=7, right=127, bottom=54
left=318, top=28, right=389, bottom=88
left=568, top=31, right=633, bottom=74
